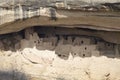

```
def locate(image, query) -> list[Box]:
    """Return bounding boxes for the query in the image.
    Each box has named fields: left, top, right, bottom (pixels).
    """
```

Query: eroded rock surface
left=0, top=27, right=120, bottom=80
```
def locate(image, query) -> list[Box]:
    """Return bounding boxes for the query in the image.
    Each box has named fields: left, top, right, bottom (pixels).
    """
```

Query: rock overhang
left=0, top=10, right=120, bottom=44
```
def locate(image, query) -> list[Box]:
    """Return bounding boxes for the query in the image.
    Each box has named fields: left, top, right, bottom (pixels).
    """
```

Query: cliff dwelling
left=0, top=26, right=119, bottom=60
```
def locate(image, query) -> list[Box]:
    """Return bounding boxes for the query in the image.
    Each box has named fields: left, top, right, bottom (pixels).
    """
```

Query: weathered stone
left=0, top=40, right=4, bottom=50
left=55, top=44, right=71, bottom=59
left=91, top=51, right=100, bottom=57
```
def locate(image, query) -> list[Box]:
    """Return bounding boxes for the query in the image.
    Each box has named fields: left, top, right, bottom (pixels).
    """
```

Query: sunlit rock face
left=81, top=0, right=120, bottom=2
left=0, top=26, right=120, bottom=80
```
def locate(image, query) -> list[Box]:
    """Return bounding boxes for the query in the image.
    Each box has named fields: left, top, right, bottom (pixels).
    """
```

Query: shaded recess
left=0, top=26, right=120, bottom=60
left=0, top=70, right=28, bottom=80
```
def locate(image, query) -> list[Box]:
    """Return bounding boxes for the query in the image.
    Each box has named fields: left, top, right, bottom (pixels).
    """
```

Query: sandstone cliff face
left=0, top=2, right=120, bottom=79
left=0, top=49, right=120, bottom=80
left=0, top=9, right=120, bottom=43
left=0, top=27, right=120, bottom=80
